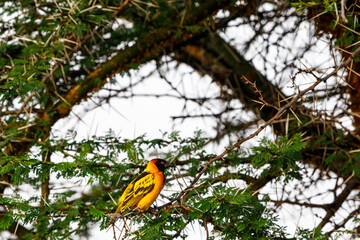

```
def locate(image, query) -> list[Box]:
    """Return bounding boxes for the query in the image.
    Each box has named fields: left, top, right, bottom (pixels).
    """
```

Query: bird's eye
left=161, top=161, right=165, bottom=165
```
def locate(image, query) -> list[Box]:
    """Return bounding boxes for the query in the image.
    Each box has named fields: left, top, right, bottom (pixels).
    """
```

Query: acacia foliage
left=1, top=130, right=320, bottom=239
left=1, top=0, right=360, bottom=239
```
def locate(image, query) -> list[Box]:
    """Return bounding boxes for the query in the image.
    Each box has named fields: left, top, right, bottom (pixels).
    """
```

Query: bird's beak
left=165, top=162, right=175, bottom=168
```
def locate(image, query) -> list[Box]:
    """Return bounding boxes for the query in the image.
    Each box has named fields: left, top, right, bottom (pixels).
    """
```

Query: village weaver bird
left=108, top=159, right=174, bottom=225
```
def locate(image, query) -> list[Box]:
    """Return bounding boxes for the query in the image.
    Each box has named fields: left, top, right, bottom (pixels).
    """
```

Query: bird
left=108, top=158, right=174, bottom=225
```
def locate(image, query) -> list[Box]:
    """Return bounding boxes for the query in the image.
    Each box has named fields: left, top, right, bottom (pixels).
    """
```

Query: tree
left=0, top=0, right=359, bottom=239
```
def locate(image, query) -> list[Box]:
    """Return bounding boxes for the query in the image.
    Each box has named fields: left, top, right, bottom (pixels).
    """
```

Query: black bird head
left=152, top=158, right=174, bottom=172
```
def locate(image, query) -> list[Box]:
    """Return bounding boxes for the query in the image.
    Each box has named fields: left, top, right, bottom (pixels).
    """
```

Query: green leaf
left=89, top=206, right=104, bottom=220
left=0, top=212, right=14, bottom=230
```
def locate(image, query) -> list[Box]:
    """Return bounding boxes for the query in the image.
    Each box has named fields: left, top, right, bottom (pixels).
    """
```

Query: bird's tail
left=108, top=205, right=123, bottom=226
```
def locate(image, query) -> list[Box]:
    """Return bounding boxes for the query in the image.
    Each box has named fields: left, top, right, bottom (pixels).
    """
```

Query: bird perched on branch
left=108, top=158, right=174, bottom=225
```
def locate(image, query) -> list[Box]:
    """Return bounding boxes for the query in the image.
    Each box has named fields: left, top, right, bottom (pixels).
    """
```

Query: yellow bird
left=108, top=159, right=174, bottom=224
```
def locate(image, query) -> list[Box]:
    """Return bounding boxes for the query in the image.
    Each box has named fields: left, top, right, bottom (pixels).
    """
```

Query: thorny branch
left=242, top=76, right=279, bottom=111
left=156, top=44, right=360, bottom=212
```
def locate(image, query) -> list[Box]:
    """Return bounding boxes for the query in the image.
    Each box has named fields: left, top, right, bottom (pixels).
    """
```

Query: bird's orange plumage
left=108, top=159, right=173, bottom=225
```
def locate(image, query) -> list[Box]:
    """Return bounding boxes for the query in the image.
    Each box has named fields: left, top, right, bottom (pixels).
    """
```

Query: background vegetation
left=1, top=0, right=360, bottom=239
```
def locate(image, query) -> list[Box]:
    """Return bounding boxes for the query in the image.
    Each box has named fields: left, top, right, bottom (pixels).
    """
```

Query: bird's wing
left=118, top=171, right=155, bottom=212
left=108, top=172, right=155, bottom=225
